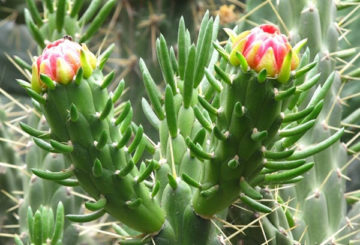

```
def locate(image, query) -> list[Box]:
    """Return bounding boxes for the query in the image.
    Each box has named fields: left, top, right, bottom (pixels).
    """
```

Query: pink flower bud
left=31, top=38, right=96, bottom=92
left=229, top=24, right=299, bottom=82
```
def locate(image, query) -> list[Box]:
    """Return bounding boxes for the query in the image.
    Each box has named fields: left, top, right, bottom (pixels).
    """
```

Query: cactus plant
left=3, top=0, right=360, bottom=244
left=15, top=4, right=350, bottom=244
left=225, top=0, right=360, bottom=244
left=15, top=202, right=65, bottom=245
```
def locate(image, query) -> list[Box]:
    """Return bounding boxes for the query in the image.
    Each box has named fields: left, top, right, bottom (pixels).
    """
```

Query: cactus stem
left=116, top=127, right=132, bottom=149
left=112, top=79, right=125, bottom=103
left=240, top=193, right=271, bottom=213
left=115, top=101, right=131, bottom=126
left=296, top=73, right=321, bottom=93
left=69, top=103, right=79, bottom=122
left=288, top=128, right=344, bottom=160
left=99, top=98, right=113, bottom=120
left=85, top=196, right=107, bottom=211
left=55, top=179, right=79, bottom=187
left=92, top=159, right=103, bottom=178
left=235, top=51, right=249, bottom=73
left=100, top=71, right=115, bottom=89
left=263, top=148, right=295, bottom=159
left=19, top=122, right=50, bottom=139
left=51, top=202, right=64, bottom=244
left=213, top=126, right=229, bottom=141
left=274, top=87, right=296, bottom=101
left=33, top=138, right=57, bottom=152
left=148, top=181, right=159, bottom=199
left=13, top=55, right=32, bottom=71
left=40, top=74, right=56, bottom=90
left=278, top=50, right=293, bottom=83
left=32, top=167, right=74, bottom=181
left=66, top=209, right=106, bottom=223
left=293, top=61, right=317, bottom=78
left=186, top=137, right=214, bottom=160
left=282, top=106, right=314, bottom=123
left=98, top=44, right=115, bottom=70
left=227, top=156, right=240, bottom=169
left=116, top=160, right=134, bottom=177
left=194, top=106, right=213, bottom=131
left=74, top=67, right=83, bottom=85
left=120, top=107, right=133, bottom=133
left=293, top=39, right=308, bottom=54
left=279, top=119, right=316, bottom=137
left=182, top=173, right=202, bottom=189
left=16, top=79, right=31, bottom=89
left=234, top=102, right=246, bottom=118
left=26, top=88, right=45, bottom=104
left=264, top=159, right=306, bottom=170
left=205, top=69, right=223, bottom=92
left=136, top=160, right=154, bottom=183
left=198, top=96, right=218, bottom=116
left=132, top=140, right=146, bottom=164
left=214, top=64, right=232, bottom=84
left=264, top=162, right=315, bottom=183
left=50, top=140, right=74, bottom=153
left=95, top=132, right=107, bottom=150
left=213, top=41, right=230, bottom=61
left=200, top=185, right=219, bottom=198
left=240, top=178, right=263, bottom=200
left=126, top=198, right=142, bottom=209
left=167, top=174, right=178, bottom=190
left=165, top=85, right=178, bottom=138
left=257, top=69, right=267, bottom=83
left=251, top=128, right=268, bottom=142
left=128, top=126, right=143, bottom=154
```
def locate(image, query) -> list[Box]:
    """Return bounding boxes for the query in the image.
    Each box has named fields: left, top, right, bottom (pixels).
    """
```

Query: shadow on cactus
left=17, top=9, right=345, bottom=245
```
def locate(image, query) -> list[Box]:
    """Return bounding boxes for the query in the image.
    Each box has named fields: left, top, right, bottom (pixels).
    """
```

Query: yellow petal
left=80, top=49, right=93, bottom=78
left=82, top=44, right=97, bottom=69
left=56, top=58, right=74, bottom=84
left=31, top=63, right=42, bottom=93
left=278, top=50, right=292, bottom=83
left=229, top=38, right=247, bottom=66
left=232, top=30, right=250, bottom=46
left=245, top=41, right=261, bottom=69
left=255, top=47, right=277, bottom=77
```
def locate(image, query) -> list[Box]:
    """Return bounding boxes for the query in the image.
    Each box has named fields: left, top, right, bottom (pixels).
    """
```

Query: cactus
left=23, top=0, right=116, bottom=47
left=0, top=95, right=86, bottom=244
left=15, top=202, right=65, bottom=245
left=4, top=0, right=360, bottom=244
left=15, top=4, right=349, bottom=244
left=225, top=0, right=360, bottom=244
left=0, top=97, right=24, bottom=244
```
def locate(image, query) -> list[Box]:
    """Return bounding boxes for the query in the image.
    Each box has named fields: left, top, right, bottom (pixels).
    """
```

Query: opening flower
left=31, top=37, right=96, bottom=92
left=229, top=24, right=299, bottom=83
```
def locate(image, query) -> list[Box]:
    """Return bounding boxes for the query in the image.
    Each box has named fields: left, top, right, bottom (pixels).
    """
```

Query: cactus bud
left=229, top=24, right=299, bottom=82
left=31, top=38, right=97, bottom=92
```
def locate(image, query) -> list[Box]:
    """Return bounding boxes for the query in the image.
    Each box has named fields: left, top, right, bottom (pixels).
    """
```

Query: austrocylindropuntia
left=17, top=8, right=348, bottom=245
left=19, top=36, right=166, bottom=234
left=225, top=0, right=360, bottom=244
